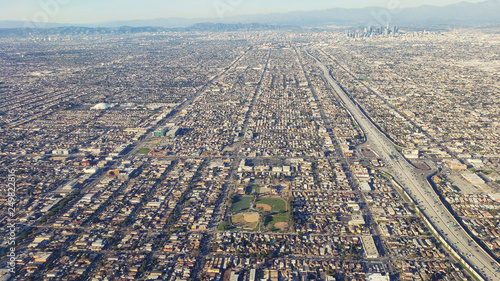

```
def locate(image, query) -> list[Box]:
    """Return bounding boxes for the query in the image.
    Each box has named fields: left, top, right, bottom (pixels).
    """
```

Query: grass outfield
left=255, top=197, right=287, bottom=212
left=269, top=213, right=289, bottom=224
left=137, top=148, right=151, bottom=155
left=230, top=195, right=254, bottom=213
left=263, top=212, right=290, bottom=230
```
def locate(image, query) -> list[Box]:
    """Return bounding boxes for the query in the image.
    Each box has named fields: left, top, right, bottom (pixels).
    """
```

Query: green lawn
left=255, top=197, right=287, bottom=212
left=263, top=212, right=290, bottom=229
left=137, top=148, right=151, bottom=155
left=270, top=212, right=289, bottom=224
left=230, top=195, right=254, bottom=213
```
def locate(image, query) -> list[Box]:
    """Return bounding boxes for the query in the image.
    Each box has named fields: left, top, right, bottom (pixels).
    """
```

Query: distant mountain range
left=0, top=23, right=301, bottom=38
left=1, top=0, right=499, bottom=30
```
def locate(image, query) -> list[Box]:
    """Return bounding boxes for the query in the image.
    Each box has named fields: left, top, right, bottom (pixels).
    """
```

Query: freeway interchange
left=307, top=50, right=500, bottom=281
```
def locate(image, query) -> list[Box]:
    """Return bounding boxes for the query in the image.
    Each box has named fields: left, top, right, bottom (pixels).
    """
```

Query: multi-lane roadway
left=307, top=50, right=500, bottom=281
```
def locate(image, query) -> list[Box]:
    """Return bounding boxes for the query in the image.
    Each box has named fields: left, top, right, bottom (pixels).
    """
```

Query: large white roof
left=92, top=103, right=111, bottom=110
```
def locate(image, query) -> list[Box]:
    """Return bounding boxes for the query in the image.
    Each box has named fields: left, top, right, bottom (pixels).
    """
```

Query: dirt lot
left=274, top=222, right=289, bottom=230
left=232, top=213, right=260, bottom=229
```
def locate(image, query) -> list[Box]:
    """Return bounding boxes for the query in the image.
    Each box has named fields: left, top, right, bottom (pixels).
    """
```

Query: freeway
left=307, top=50, right=500, bottom=281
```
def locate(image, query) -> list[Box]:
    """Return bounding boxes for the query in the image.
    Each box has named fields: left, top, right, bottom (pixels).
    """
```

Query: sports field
left=255, top=197, right=287, bottom=212
left=232, top=213, right=260, bottom=229
left=230, top=195, right=254, bottom=213
left=137, top=148, right=151, bottom=155
left=263, top=212, right=290, bottom=231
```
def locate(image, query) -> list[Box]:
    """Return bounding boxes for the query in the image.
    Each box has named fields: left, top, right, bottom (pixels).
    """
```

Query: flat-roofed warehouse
left=361, top=235, right=379, bottom=259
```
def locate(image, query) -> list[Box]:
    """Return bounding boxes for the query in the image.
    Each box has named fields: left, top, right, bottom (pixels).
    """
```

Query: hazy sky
left=0, top=0, right=487, bottom=23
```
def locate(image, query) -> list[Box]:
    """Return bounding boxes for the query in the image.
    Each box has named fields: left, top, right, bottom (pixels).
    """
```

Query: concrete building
left=361, top=235, right=379, bottom=259
left=366, top=273, right=390, bottom=281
